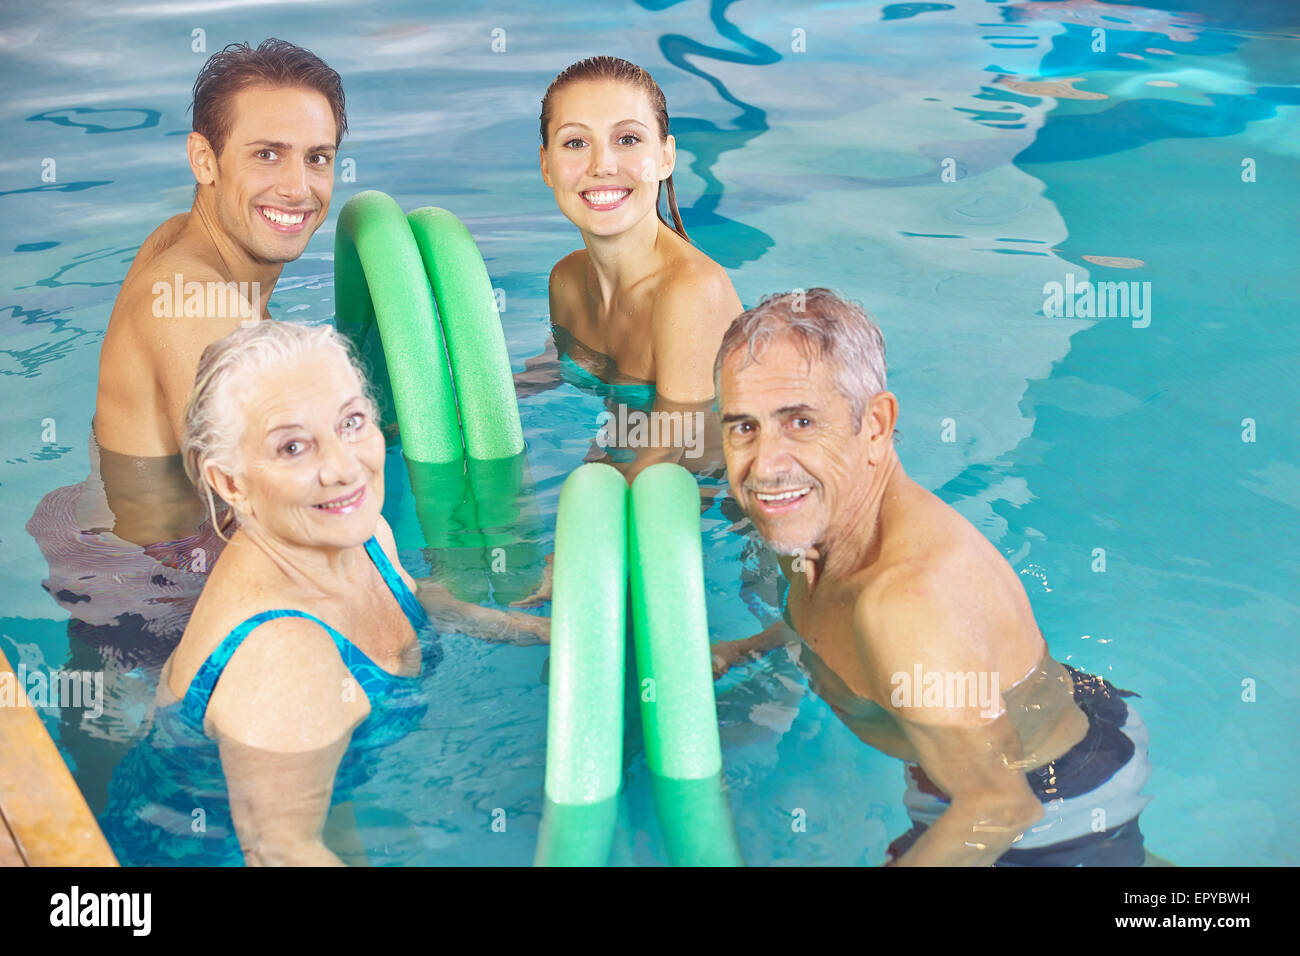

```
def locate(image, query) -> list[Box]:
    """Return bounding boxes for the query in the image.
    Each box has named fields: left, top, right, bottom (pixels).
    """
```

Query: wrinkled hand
left=510, top=552, right=554, bottom=608
left=417, top=578, right=550, bottom=645
left=711, top=638, right=754, bottom=679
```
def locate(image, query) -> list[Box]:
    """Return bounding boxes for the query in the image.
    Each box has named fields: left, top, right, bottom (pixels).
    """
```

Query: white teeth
left=315, top=488, right=361, bottom=510
left=756, top=488, right=809, bottom=503
left=583, top=189, right=628, bottom=205
left=261, top=207, right=306, bottom=226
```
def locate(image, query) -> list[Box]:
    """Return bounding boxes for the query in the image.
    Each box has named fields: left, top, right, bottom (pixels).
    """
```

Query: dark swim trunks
left=887, top=665, right=1153, bottom=866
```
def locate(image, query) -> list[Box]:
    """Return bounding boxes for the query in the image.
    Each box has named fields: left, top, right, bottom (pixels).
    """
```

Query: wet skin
left=538, top=78, right=742, bottom=406
left=718, top=336, right=1091, bottom=866
left=95, top=84, right=338, bottom=460
left=163, top=352, right=546, bottom=865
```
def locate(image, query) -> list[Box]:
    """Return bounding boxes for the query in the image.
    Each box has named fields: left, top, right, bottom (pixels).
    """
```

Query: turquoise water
left=1, top=0, right=1297, bottom=865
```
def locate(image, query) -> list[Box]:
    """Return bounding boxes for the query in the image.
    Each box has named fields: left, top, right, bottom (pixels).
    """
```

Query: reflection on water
left=25, top=427, right=227, bottom=813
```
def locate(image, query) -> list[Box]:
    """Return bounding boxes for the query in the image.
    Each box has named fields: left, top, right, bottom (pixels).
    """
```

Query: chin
left=755, top=525, right=817, bottom=558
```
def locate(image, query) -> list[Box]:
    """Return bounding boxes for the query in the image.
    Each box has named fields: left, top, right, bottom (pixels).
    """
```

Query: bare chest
left=559, top=288, right=658, bottom=382
left=325, top=587, right=421, bottom=677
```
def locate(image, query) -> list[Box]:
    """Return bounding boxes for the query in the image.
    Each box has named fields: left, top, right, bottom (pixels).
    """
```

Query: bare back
left=95, top=213, right=261, bottom=457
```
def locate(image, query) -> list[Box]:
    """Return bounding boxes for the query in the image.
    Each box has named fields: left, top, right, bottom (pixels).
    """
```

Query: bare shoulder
left=548, top=250, right=589, bottom=330
left=855, top=482, right=1040, bottom=704
left=654, top=252, right=741, bottom=335
left=649, top=251, right=742, bottom=400
left=204, top=613, right=365, bottom=751
left=111, top=252, right=233, bottom=365
left=167, top=546, right=284, bottom=691
left=548, top=250, right=587, bottom=300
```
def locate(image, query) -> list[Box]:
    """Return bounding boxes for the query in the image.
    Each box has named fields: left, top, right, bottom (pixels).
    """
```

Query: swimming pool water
left=1, top=0, right=1296, bottom=865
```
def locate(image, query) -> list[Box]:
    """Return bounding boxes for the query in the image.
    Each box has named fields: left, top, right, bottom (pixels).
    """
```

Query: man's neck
left=802, top=451, right=903, bottom=595
left=189, top=190, right=284, bottom=303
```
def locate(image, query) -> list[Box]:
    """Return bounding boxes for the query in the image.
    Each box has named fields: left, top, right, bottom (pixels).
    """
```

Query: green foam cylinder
left=534, top=464, right=627, bottom=866
left=407, top=207, right=524, bottom=462
left=335, top=191, right=462, bottom=464
left=629, top=463, right=743, bottom=866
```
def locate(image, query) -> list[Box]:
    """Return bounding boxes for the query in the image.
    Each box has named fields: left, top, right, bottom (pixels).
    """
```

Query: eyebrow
left=555, top=119, right=651, bottom=133
left=245, top=140, right=337, bottom=152
left=720, top=403, right=816, bottom=425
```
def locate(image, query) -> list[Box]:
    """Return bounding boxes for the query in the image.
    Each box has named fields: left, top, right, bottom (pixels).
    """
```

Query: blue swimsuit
left=100, top=536, right=441, bottom=866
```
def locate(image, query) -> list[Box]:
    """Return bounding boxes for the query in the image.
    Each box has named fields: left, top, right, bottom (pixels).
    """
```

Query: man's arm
left=711, top=617, right=800, bottom=678
left=858, top=586, right=1043, bottom=867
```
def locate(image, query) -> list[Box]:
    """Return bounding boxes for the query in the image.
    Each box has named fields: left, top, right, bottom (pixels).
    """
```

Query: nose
left=588, top=141, right=617, bottom=177
left=318, top=431, right=363, bottom=488
left=751, top=427, right=791, bottom=482
left=276, top=155, right=311, bottom=203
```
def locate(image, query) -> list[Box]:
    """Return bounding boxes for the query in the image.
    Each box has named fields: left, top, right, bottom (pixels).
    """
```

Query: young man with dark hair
left=94, top=38, right=346, bottom=464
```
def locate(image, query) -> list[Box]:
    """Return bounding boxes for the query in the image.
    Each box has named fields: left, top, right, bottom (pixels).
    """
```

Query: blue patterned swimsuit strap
left=363, top=535, right=429, bottom=630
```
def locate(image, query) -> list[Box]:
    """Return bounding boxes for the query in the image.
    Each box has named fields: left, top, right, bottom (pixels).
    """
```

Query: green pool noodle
left=628, top=463, right=744, bottom=866
left=535, top=464, right=627, bottom=866
left=407, top=206, right=524, bottom=462
left=334, top=191, right=462, bottom=464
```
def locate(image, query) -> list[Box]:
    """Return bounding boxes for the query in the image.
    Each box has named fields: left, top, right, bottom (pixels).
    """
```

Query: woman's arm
left=513, top=335, right=566, bottom=400
left=206, top=615, right=369, bottom=866
left=414, top=577, right=550, bottom=645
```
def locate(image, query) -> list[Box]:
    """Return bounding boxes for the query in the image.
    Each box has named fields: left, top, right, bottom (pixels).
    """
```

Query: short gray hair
left=180, top=320, right=376, bottom=541
left=714, top=288, right=887, bottom=431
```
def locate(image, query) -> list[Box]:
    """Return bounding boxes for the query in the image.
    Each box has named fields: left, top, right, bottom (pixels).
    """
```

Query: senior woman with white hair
left=103, top=320, right=546, bottom=866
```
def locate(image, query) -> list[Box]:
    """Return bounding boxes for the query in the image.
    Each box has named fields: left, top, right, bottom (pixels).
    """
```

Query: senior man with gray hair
left=710, top=288, right=1155, bottom=867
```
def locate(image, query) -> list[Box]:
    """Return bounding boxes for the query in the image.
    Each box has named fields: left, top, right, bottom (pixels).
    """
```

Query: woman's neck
left=234, top=522, right=371, bottom=601
left=581, top=213, right=671, bottom=308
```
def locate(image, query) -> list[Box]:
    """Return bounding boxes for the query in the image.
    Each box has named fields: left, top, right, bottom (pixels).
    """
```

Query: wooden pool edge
left=0, top=646, right=118, bottom=866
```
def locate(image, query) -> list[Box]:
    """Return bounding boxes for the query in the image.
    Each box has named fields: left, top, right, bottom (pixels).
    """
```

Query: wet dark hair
left=191, top=38, right=347, bottom=157
left=540, top=56, right=689, bottom=242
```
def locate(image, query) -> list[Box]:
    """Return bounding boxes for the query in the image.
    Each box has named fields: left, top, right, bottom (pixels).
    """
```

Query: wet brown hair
left=540, top=56, right=689, bottom=242
left=191, top=38, right=347, bottom=157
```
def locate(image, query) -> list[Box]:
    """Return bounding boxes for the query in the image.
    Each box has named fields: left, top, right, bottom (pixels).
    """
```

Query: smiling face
left=221, top=350, right=384, bottom=552
left=719, top=337, right=875, bottom=557
left=539, top=79, right=673, bottom=237
left=197, top=84, right=336, bottom=264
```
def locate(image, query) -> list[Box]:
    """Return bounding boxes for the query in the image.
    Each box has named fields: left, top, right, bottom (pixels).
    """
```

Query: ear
left=539, top=143, right=554, bottom=188
left=203, top=460, right=245, bottom=513
left=866, top=391, right=899, bottom=461
left=188, top=131, right=218, bottom=187
left=660, top=133, right=677, bottom=180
